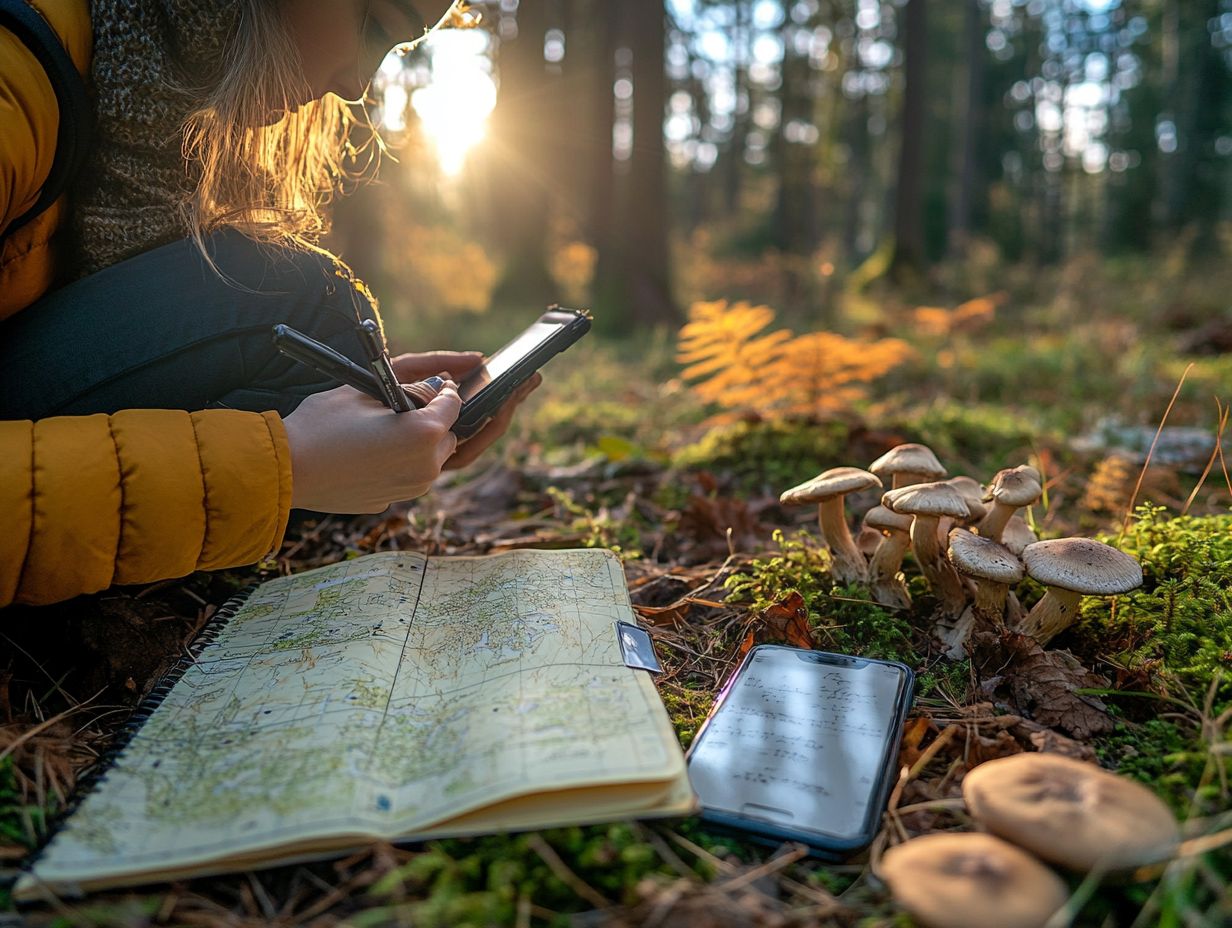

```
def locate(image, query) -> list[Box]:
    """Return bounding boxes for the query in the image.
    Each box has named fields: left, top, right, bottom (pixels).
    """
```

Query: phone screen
left=688, top=648, right=909, bottom=842
left=458, top=320, right=565, bottom=402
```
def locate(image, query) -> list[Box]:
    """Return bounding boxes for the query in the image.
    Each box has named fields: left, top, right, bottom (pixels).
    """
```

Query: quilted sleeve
left=0, top=409, right=293, bottom=607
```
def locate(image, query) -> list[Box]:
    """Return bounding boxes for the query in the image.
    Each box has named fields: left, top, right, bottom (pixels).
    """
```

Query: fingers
left=391, top=351, right=484, bottom=380
left=414, top=381, right=462, bottom=429
left=444, top=373, right=543, bottom=470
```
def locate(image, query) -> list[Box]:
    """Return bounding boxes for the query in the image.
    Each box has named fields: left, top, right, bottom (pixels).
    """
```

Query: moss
left=1096, top=719, right=1219, bottom=818
left=1073, top=506, right=1232, bottom=713
left=660, top=686, right=715, bottom=749
left=365, top=825, right=688, bottom=925
left=672, top=419, right=850, bottom=494
left=724, top=532, right=917, bottom=664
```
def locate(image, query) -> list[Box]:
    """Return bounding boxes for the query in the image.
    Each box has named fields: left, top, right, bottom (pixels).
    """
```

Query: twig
left=664, top=830, right=737, bottom=876
left=1181, top=398, right=1230, bottom=515
left=525, top=834, right=611, bottom=909
left=1118, top=362, right=1193, bottom=544
left=0, top=689, right=105, bottom=765
left=715, top=843, right=809, bottom=893
left=907, top=725, right=960, bottom=781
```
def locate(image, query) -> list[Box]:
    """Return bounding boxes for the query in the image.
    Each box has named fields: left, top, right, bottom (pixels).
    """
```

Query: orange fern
left=677, top=300, right=914, bottom=422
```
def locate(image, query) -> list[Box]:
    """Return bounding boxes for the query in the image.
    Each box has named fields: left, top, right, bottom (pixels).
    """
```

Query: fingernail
left=422, top=376, right=445, bottom=391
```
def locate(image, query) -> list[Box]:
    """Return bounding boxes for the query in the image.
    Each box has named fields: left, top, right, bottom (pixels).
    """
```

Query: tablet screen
left=458, top=320, right=564, bottom=402
left=687, top=649, right=908, bottom=841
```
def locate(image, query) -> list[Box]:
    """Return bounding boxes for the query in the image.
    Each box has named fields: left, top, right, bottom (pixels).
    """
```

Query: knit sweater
left=74, top=0, right=239, bottom=275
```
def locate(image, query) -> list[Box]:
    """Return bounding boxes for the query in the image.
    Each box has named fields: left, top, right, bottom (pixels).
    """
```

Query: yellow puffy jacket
left=1, top=0, right=292, bottom=607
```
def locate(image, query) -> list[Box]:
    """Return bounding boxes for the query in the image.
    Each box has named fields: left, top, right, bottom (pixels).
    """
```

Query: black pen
left=271, top=325, right=436, bottom=409
left=358, top=319, right=414, bottom=413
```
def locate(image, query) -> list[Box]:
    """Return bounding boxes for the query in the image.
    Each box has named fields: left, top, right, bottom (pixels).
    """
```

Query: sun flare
left=376, top=29, right=497, bottom=177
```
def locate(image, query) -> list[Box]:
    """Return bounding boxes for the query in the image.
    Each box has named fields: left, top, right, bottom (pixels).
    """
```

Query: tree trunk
left=889, top=0, right=928, bottom=279
left=489, top=0, right=556, bottom=306
left=947, top=0, right=983, bottom=257
left=592, top=0, right=677, bottom=329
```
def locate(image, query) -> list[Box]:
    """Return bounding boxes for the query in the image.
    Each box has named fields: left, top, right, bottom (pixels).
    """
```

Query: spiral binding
left=17, top=583, right=259, bottom=887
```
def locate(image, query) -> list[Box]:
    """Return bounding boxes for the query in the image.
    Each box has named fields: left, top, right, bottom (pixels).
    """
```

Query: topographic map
left=26, top=549, right=688, bottom=891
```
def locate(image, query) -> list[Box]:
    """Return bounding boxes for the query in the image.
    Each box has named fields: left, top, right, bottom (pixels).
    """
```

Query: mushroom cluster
left=779, top=445, right=1144, bottom=654
left=882, top=753, right=1181, bottom=928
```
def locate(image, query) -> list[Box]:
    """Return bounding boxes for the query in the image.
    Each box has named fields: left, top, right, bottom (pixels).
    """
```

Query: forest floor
left=2, top=253, right=1231, bottom=927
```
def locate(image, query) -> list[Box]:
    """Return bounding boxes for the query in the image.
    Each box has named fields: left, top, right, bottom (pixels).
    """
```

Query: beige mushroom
left=883, top=482, right=971, bottom=624
left=1000, top=515, right=1038, bottom=556
left=881, top=832, right=1068, bottom=928
left=978, top=466, right=1042, bottom=542
left=780, top=467, right=882, bottom=585
left=864, top=505, right=914, bottom=610
left=963, top=753, right=1180, bottom=872
left=936, top=476, right=988, bottom=548
left=1016, top=538, right=1143, bottom=644
left=869, top=443, right=946, bottom=489
left=947, top=529, right=1023, bottom=629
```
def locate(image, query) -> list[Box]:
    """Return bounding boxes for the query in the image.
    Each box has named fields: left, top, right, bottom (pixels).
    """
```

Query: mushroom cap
left=963, top=753, right=1180, bottom=872
left=881, top=832, right=1068, bottom=928
left=945, top=476, right=988, bottom=521
left=780, top=466, right=881, bottom=505
left=947, top=529, right=1024, bottom=583
left=985, top=466, right=1043, bottom=507
left=864, top=504, right=913, bottom=533
left=1001, top=515, right=1038, bottom=556
left=1021, top=538, right=1143, bottom=595
left=870, top=443, right=946, bottom=481
left=883, top=481, right=970, bottom=520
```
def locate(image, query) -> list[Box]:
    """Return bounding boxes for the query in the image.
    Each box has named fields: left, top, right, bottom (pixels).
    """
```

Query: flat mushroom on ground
left=883, top=481, right=971, bottom=625
left=869, top=443, right=947, bottom=489
left=880, top=832, right=1068, bottom=928
left=963, top=753, right=1180, bottom=872
left=1016, top=538, right=1143, bottom=645
left=864, top=504, right=914, bottom=609
left=947, top=528, right=1023, bottom=632
left=780, top=467, right=882, bottom=585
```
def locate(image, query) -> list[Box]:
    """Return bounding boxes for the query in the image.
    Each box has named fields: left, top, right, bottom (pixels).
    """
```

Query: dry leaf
left=759, top=591, right=815, bottom=650
left=990, top=636, right=1115, bottom=740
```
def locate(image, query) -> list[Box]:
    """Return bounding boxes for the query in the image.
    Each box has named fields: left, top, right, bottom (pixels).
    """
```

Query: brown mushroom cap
left=947, top=529, right=1024, bottom=583
left=780, top=466, right=881, bottom=505
left=870, top=443, right=946, bottom=482
left=985, top=466, right=1043, bottom=507
left=884, top=481, right=971, bottom=519
left=881, top=832, right=1068, bottom=928
left=864, top=504, right=913, bottom=533
left=945, top=476, right=988, bottom=521
left=1021, top=538, right=1143, bottom=595
left=1001, top=515, right=1038, bottom=556
left=963, top=753, right=1180, bottom=871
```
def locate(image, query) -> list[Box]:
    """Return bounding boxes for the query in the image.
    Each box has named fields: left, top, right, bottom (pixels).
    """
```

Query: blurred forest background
left=328, top=0, right=1232, bottom=336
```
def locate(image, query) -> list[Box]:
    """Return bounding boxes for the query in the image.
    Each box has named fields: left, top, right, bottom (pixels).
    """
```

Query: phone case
left=453, top=307, right=591, bottom=438
left=686, top=645, right=914, bottom=857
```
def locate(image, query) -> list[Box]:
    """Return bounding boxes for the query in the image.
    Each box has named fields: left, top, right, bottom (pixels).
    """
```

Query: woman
left=0, top=0, right=534, bottom=606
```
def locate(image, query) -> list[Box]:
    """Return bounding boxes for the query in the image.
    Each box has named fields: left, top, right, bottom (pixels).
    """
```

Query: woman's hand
left=283, top=381, right=461, bottom=513
left=390, top=351, right=542, bottom=470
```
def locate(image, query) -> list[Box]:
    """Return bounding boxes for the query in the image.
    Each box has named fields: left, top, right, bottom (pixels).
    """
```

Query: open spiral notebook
left=17, top=548, right=693, bottom=899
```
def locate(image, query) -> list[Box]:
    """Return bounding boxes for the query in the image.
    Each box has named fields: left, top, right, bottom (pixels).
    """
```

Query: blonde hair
left=179, top=1, right=470, bottom=255
left=179, top=1, right=365, bottom=253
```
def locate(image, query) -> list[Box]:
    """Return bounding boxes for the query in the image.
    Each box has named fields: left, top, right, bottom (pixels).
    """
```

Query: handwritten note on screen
left=688, top=650, right=906, bottom=840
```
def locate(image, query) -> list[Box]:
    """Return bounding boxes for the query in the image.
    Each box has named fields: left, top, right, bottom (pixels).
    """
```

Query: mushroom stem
left=868, top=531, right=911, bottom=609
left=818, top=498, right=867, bottom=585
left=1015, top=587, right=1083, bottom=644
left=977, top=502, right=1017, bottom=542
left=972, top=579, right=1011, bottom=629
left=909, top=515, right=967, bottom=620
